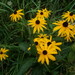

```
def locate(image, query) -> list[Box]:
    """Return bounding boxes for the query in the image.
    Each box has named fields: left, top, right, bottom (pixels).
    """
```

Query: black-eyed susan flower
left=62, top=11, right=75, bottom=23
left=36, top=8, right=51, bottom=18
left=38, top=34, right=48, bottom=39
left=10, top=9, right=24, bottom=22
left=53, top=20, right=75, bottom=41
left=64, top=27, right=75, bottom=41
left=34, top=38, right=43, bottom=49
left=38, top=34, right=49, bottom=45
left=0, top=48, right=9, bottom=61
left=33, top=37, right=49, bottom=50
left=28, top=17, right=47, bottom=33
left=37, top=44, right=57, bottom=65
left=34, top=35, right=62, bottom=51
left=46, top=35, right=62, bottom=51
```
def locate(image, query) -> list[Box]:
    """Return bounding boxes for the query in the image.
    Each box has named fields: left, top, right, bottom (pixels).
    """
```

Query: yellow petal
left=53, top=26, right=61, bottom=31
left=48, top=55, right=56, bottom=61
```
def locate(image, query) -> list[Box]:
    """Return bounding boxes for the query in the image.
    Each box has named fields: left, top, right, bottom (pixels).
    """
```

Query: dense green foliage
left=0, top=0, right=75, bottom=75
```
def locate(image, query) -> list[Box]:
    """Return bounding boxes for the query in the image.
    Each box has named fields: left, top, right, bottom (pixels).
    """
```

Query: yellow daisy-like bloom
left=28, top=17, right=47, bottom=33
left=34, top=38, right=43, bottom=49
left=34, top=35, right=62, bottom=51
left=53, top=20, right=75, bottom=41
left=37, top=44, right=57, bottom=65
left=38, top=34, right=49, bottom=45
left=34, top=38, right=40, bottom=46
left=38, top=34, right=48, bottom=39
left=46, top=35, right=62, bottom=51
left=34, top=37, right=49, bottom=50
left=64, top=26, right=75, bottom=41
left=0, top=48, right=9, bottom=61
left=62, top=11, right=75, bottom=23
left=36, top=8, right=51, bottom=18
left=10, top=9, right=24, bottom=22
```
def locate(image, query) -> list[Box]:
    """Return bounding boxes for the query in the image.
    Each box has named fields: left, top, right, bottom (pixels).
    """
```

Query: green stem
left=52, top=64, right=62, bottom=71
left=0, top=2, right=14, bottom=12
left=21, top=51, right=26, bottom=61
left=21, top=25, right=24, bottom=38
left=17, top=0, right=20, bottom=9
left=23, top=0, right=25, bottom=9
left=1, top=61, right=3, bottom=75
left=44, top=63, right=51, bottom=73
left=0, top=44, right=20, bottom=49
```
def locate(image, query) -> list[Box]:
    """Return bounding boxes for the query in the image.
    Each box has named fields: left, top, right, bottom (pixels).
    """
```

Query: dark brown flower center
left=40, top=12, right=43, bottom=15
left=41, top=37, right=44, bottom=38
left=43, top=50, right=47, bottom=55
left=0, top=51, right=3, bottom=54
left=70, top=12, right=73, bottom=16
left=47, top=42, right=51, bottom=46
left=14, top=10, right=17, bottom=14
left=36, top=20, right=40, bottom=24
left=34, top=42, right=38, bottom=45
left=63, top=22, right=68, bottom=27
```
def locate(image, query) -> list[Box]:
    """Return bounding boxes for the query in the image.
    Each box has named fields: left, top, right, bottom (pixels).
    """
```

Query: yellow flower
left=38, top=34, right=48, bottom=39
left=64, top=26, right=75, bottom=41
left=53, top=20, right=75, bottom=41
left=38, top=34, right=49, bottom=46
left=34, top=38, right=42, bottom=49
left=34, top=37, right=48, bottom=51
left=0, top=48, right=9, bottom=61
left=28, top=47, right=31, bottom=51
left=37, top=44, right=57, bottom=65
left=10, top=9, right=24, bottom=22
left=36, top=8, right=51, bottom=18
left=62, top=11, right=75, bottom=23
left=46, top=35, right=62, bottom=51
left=28, top=17, right=47, bottom=33
left=34, top=35, right=62, bottom=51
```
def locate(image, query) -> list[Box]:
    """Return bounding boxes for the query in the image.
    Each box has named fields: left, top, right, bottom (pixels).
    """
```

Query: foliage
left=0, top=0, right=75, bottom=75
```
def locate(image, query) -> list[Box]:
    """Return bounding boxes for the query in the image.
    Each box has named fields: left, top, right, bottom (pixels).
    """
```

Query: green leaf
left=31, top=65, right=45, bottom=75
left=68, top=52, right=75, bottom=63
left=71, top=43, right=75, bottom=52
left=0, top=9, right=7, bottom=12
left=17, top=58, right=36, bottom=75
left=52, top=71, right=59, bottom=75
left=69, top=72, right=75, bottom=75
left=30, top=45, right=37, bottom=56
left=0, top=2, right=13, bottom=11
left=19, top=42, right=29, bottom=52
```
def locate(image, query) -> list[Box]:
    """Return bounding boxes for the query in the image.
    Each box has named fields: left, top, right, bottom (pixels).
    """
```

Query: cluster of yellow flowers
left=8, top=8, right=75, bottom=65
left=28, top=8, right=51, bottom=33
left=53, top=11, right=75, bottom=41
left=28, top=10, right=75, bottom=42
left=9, top=9, right=75, bottom=42
left=33, top=34, right=62, bottom=65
